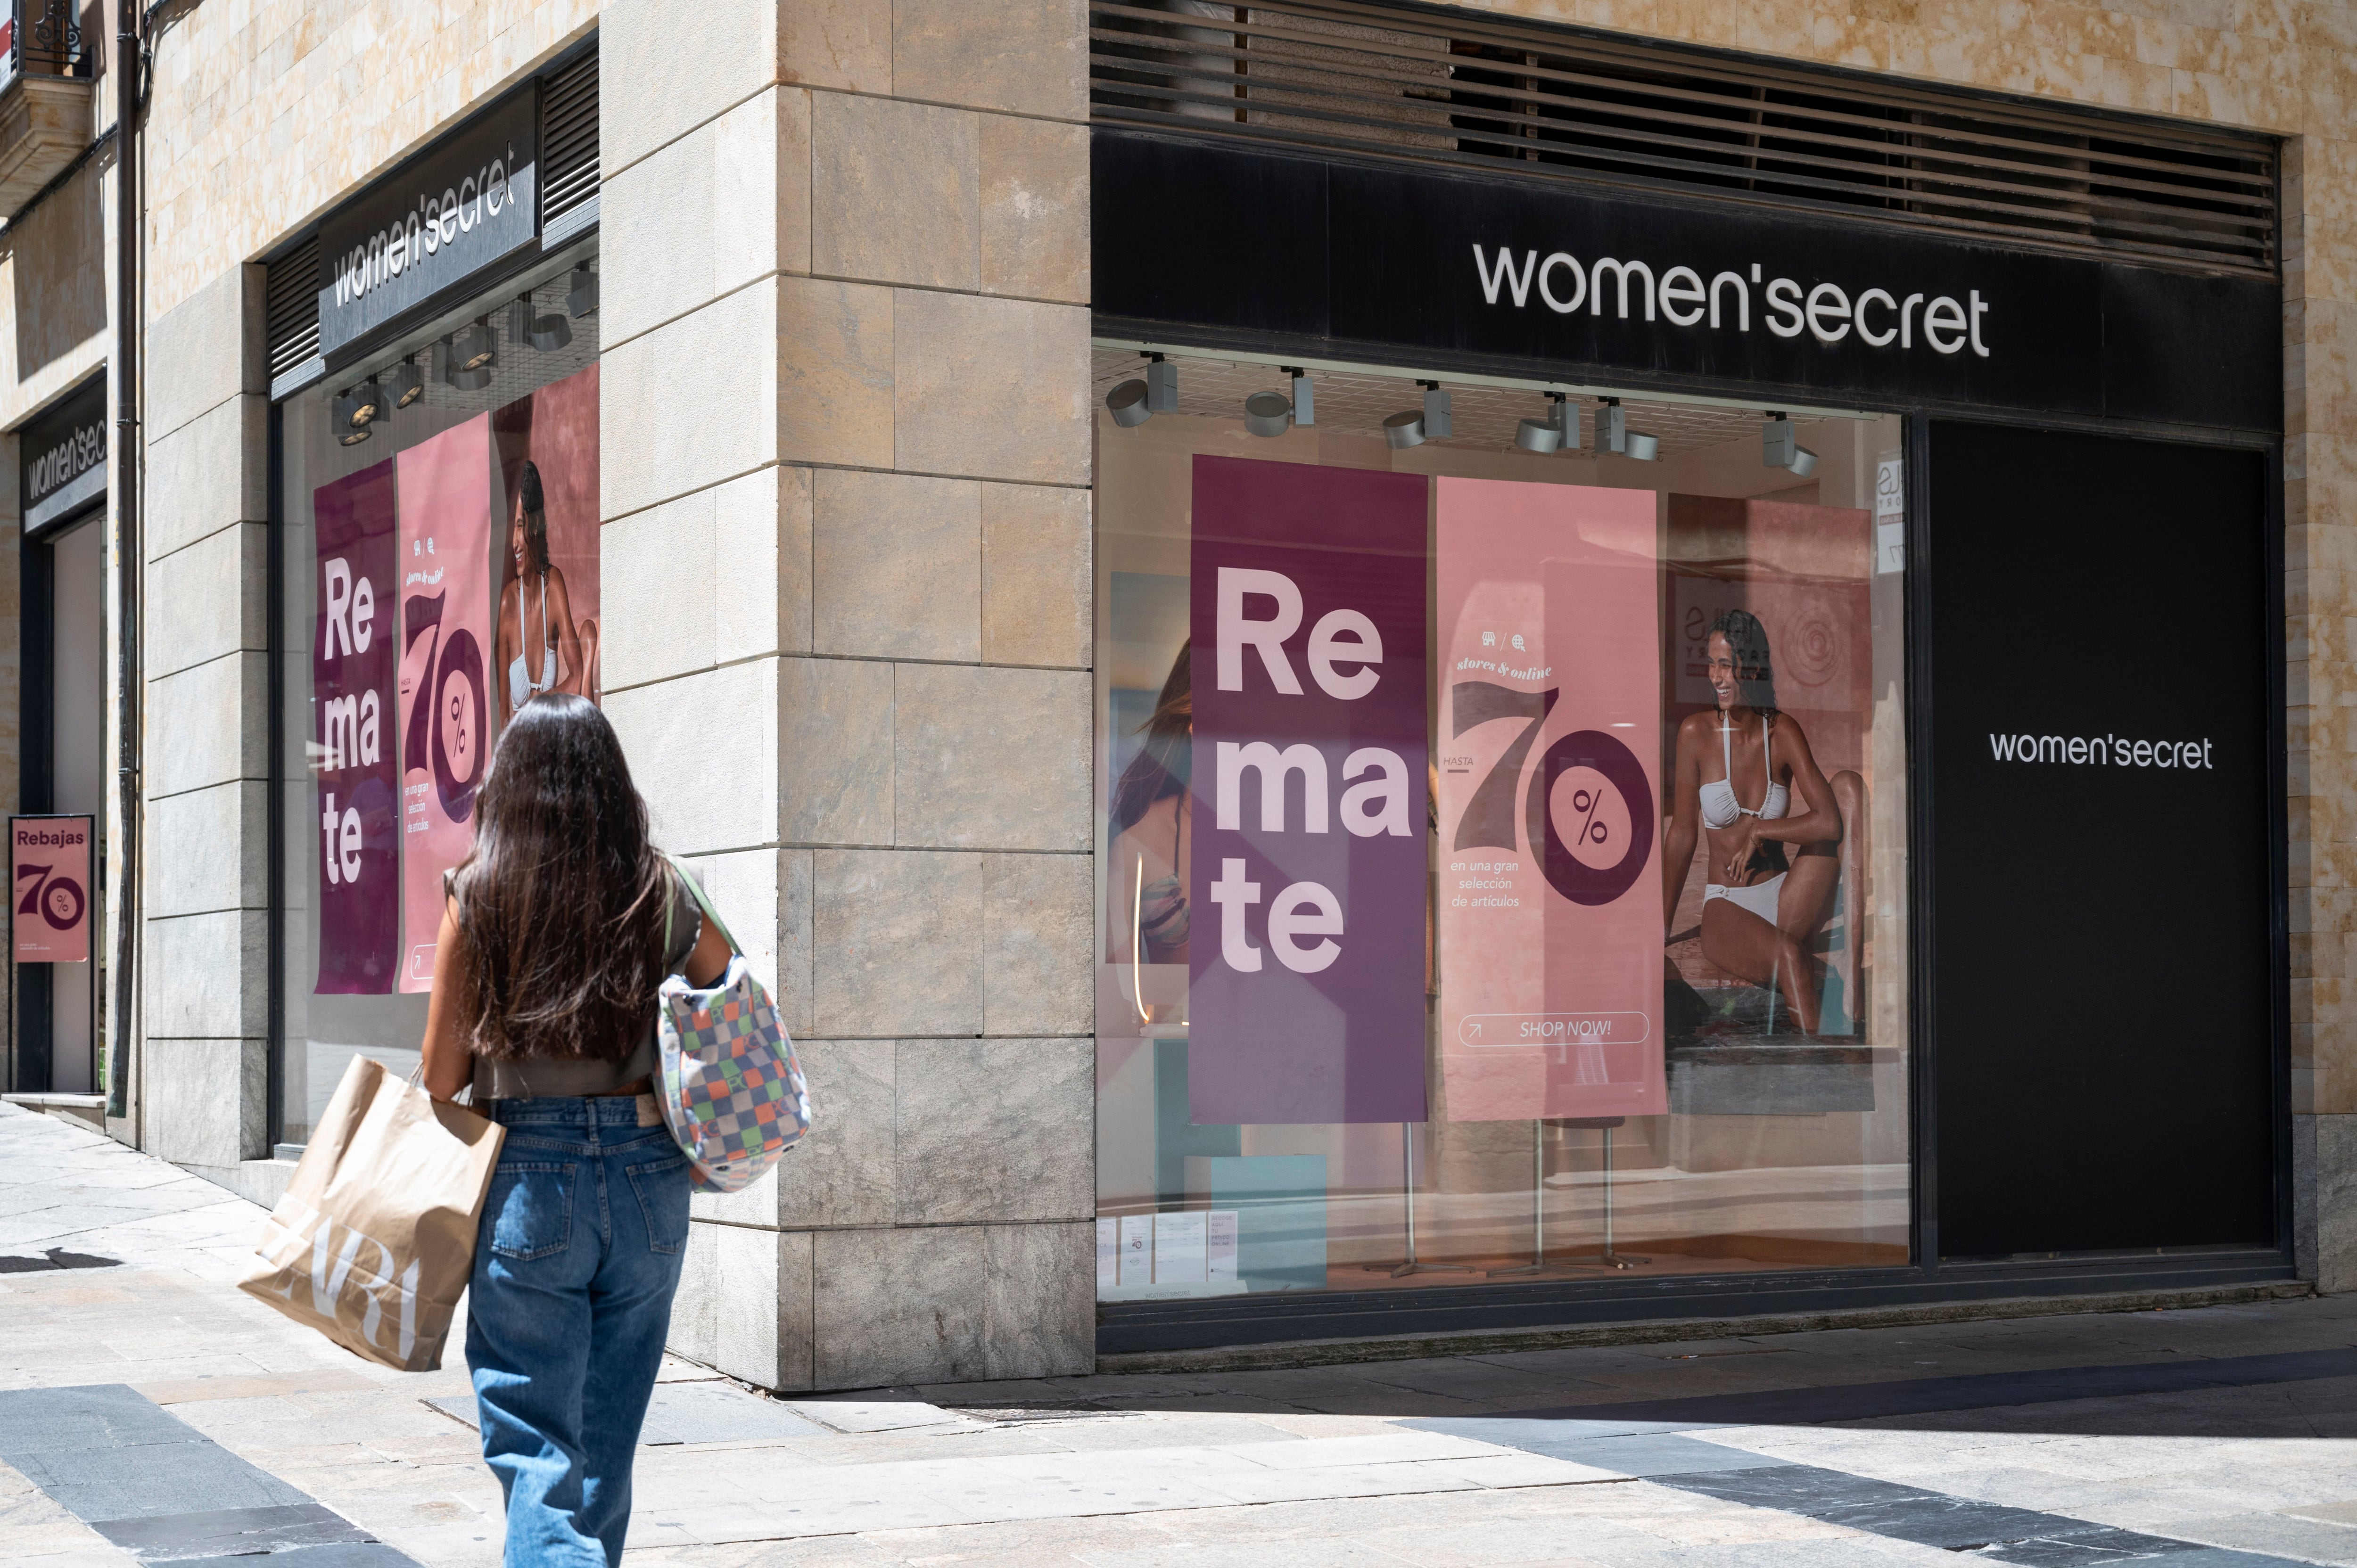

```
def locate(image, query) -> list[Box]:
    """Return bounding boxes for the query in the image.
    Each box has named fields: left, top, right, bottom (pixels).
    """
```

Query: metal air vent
left=540, top=49, right=599, bottom=225
left=1090, top=0, right=2277, bottom=277
left=264, top=236, right=321, bottom=385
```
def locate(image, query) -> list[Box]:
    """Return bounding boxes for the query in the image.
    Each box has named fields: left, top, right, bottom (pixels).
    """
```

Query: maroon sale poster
left=1187, top=455, right=1430, bottom=1126
left=313, top=459, right=400, bottom=994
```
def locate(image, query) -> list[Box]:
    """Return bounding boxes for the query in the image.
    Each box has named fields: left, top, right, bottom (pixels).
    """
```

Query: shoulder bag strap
left=659, top=852, right=742, bottom=960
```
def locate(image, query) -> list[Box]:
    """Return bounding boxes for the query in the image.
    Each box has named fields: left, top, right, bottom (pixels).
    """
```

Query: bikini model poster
left=490, top=362, right=602, bottom=718
left=1434, top=477, right=1666, bottom=1122
left=394, top=416, right=495, bottom=993
left=1659, top=495, right=1871, bottom=1041
left=313, top=458, right=401, bottom=993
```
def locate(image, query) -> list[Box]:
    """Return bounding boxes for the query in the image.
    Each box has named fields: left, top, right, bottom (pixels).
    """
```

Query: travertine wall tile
left=780, top=656, right=895, bottom=846
left=980, top=116, right=1090, bottom=303
left=778, top=276, right=896, bottom=470
left=982, top=853, right=1095, bottom=1037
left=892, top=664, right=1091, bottom=851
left=895, top=1039, right=1094, bottom=1224
left=981, top=483, right=1091, bottom=668
left=891, top=0, right=1089, bottom=121
left=812, top=470, right=980, bottom=661
left=782, top=0, right=892, bottom=94
left=811, top=848, right=985, bottom=1037
left=893, top=291, right=1090, bottom=485
left=812, top=95, right=980, bottom=291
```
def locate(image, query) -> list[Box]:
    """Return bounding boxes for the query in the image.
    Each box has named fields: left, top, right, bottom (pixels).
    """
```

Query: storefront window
left=273, top=246, right=599, bottom=1146
left=1094, top=352, right=1909, bottom=1297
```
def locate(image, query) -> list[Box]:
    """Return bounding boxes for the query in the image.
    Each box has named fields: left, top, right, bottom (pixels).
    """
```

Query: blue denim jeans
left=466, top=1095, right=691, bottom=1567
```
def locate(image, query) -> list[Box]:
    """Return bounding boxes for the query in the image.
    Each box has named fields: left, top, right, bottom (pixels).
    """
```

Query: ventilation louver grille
left=1090, top=0, right=2276, bottom=277
left=540, top=50, right=599, bottom=223
left=264, top=236, right=320, bottom=383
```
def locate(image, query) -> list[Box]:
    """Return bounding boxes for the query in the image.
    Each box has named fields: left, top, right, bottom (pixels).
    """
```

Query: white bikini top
left=509, top=573, right=558, bottom=711
left=1699, top=715, right=1789, bottom=829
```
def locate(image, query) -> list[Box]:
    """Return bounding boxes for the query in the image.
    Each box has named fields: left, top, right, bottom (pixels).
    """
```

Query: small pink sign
left=13, top=815, right=93, bottom=964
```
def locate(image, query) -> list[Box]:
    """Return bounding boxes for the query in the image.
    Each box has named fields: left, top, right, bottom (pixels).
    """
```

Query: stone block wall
left=598, top=0, right=1096, bottom=1389
left=137, top=265, right=270, bottom=1181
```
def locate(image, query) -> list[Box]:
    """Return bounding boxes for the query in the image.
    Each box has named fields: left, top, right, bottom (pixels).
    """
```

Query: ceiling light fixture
left=1243, top=390, right=1294, bottom=438
left=1285, top=367, right=1314, bottom=427
left=332, top=381, right=381, bottom=444
left=1105, top=379, right=1152, bottom=427
left=383, top=357, right=425, bottom=409
left=1516, top=392, right=1571, bottom=453
left=567, top=263, right=598, bottom=319
left=1146, top=354, right=1177, bottom=413
left=1764, top=413, right=1818, bottom=477
left=452, top=318, right=495, bottom=373
left=1593, top=397, right=1629, bottom=456
left=1385, top=381, right=1452, bottom=450
left=512, top=292, right=572, bottom=353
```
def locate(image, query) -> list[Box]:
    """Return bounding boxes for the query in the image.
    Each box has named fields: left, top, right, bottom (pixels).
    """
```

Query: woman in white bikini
left=495, top=461, right=589, bottom=725
left=1660, top=609, right=1861, bottom=1036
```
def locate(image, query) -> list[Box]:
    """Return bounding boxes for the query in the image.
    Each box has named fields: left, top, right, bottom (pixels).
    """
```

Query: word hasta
left=1208, top=567, right=1412, bottom=977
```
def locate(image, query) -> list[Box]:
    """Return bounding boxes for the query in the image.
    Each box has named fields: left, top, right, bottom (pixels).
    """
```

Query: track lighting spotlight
left=1516, top=392, right=1571, bottom=453
left=453, top=318, right=495, bottom=372
left=1146, top=355, right=1177, bottom=414
left=1625, top=428, right=1661, bottom=461
left=334, top=380, right=381, bottom=431
left=384, top=357, right=424, bottom=409
left=442, top=327, right=492, bottom=393
left=1764, top=413, right=1817, bottom=477
left=567, top=263, right=598, bottom=319
left=1385, top=382, right=1451, bottom=450
left=1244, top=390, right=1294, bottom=438
left=511, top=292, right=572, bottom=353
left=1285, top=368, right=1315, bottom=427
left=1593, top=397, right=1628, bottom=456
left=1106, top=379, right=1151, bottom=427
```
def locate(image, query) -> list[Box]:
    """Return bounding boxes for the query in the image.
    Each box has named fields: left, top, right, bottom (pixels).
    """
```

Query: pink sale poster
left=395, top=415, right=494, bottom=993
left=312, top=459, right=400, bottom=993
left=1435, top=477, right=1665, bottom=1121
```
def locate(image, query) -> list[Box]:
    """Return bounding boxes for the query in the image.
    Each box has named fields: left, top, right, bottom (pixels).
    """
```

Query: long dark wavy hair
left=1109, top=641, right=1192, bottom=839
left=450, top=693, right=668, bottom=1061
left=1708, top=608, right=1781, bottom=720
left=513, top=459, right=551, bottom=576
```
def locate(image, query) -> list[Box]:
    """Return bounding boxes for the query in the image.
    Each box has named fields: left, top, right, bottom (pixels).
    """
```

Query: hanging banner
left=491, top=361, right=602, bottom=719
left=313, top=459, right=401, bottom=993
left=1187, top=455, right=1429, bottom=1125
left=395, top=416, right=494, bottom=992
left=11, top=815, right=92, bottom=963
left=1435, top=478, right=1665, bottom=1121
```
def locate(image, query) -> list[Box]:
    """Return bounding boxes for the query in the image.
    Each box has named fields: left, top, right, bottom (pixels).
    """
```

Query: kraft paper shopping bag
left=238, top=1055, right=503, bottom=1371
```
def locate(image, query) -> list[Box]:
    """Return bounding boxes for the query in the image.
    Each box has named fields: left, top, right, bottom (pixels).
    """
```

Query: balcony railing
left=0, top=0, right=89, bottom=98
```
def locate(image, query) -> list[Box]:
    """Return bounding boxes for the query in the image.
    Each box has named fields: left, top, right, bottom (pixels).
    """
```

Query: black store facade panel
left=1088, top=33, right=2287, bottom=1350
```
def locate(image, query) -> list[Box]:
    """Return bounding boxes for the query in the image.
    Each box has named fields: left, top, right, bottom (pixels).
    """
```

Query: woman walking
left=421, top=692, right=731, bottom=1565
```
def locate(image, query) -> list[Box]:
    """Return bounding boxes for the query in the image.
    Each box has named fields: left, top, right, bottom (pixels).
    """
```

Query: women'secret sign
left=1436, top=478, right=1665, bottom=1121
left=395, top=417, right=495, bottom=992
left=313, top=460, right=401, bottom=993
left=1188, top=456, right=1430, bottom=1125
left=11, top=816, right=91, bottom=964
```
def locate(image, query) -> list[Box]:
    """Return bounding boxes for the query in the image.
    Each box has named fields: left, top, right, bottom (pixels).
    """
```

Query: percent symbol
left=1569, top=788, right=1610, bottom=846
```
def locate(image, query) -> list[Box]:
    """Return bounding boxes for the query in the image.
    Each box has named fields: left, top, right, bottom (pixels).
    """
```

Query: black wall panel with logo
left=1923, top=423, right=2277, bottom=1259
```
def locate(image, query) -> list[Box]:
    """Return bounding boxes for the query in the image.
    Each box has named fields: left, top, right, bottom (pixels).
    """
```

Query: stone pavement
left=1, top=1102, right=2354, bottom=1568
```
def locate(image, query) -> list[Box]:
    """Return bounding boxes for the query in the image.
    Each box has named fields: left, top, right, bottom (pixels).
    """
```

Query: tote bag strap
left=659, top=852, right=742, bottom=966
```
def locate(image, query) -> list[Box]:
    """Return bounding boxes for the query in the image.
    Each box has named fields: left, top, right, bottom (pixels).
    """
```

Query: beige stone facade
left=0, top=0, right=2325, bottom=1388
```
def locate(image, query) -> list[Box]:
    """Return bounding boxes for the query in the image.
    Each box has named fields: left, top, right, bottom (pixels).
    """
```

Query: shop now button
left=1459, top=1012, right=1652, bottom=1047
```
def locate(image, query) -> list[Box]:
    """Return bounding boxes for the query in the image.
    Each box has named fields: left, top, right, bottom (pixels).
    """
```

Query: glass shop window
left=1093, top=353, right=1910, bottom=1298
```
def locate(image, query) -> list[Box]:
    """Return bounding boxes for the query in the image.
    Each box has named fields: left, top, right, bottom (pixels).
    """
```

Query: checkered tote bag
left=654, top=857, right=810, bottom=1193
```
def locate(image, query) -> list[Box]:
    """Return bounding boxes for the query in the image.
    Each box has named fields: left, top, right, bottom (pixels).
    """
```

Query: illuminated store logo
left=1473, top=243, right=1993, bottom=356
left=1988, top=732, right=2214, bottom=769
